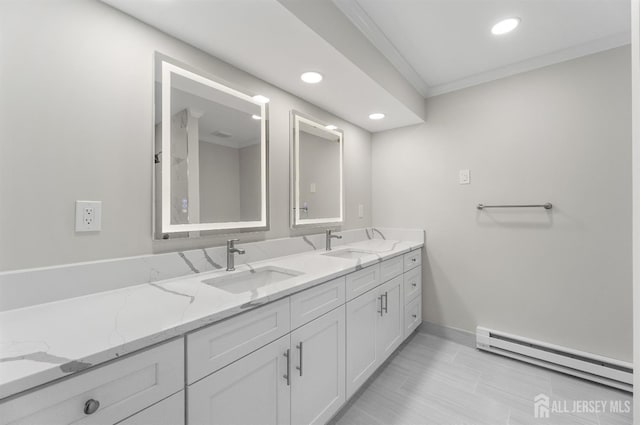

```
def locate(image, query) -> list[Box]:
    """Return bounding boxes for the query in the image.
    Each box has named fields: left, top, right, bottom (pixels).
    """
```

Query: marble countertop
left=0, top=239, right=422, bottom=400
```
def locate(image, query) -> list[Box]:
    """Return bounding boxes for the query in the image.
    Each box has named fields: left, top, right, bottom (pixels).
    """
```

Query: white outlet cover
left=358, top=204, right=364, bottom=218
left=459, top=169, right=470, bottom=185
left=75, top=200, right=102, bottom=232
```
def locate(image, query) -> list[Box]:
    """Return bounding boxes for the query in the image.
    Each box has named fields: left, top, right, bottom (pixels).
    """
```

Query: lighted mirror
left=154, top=55, right=268, bottom=238
left=290, top=111, right=344, bottom=228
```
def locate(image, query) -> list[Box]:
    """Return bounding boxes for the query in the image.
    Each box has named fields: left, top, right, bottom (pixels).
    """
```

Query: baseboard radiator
left=476, top=327, right=633, bottom=392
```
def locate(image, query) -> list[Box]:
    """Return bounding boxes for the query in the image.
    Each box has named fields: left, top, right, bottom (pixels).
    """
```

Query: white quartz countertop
left=0, top=239, right=422, bottom=400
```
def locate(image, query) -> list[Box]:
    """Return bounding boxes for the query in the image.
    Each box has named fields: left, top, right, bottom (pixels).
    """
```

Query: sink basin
left=202, top=266, right=303, bottom=294
left=322, top=249, right=374, bottom=260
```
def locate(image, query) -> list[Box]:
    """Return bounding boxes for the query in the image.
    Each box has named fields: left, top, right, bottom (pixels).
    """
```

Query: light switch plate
left=358, top=204, right=364, bottom=218
left=459, top=169, right=470, bottom=185
left=75, top=201, right=102, bottom=232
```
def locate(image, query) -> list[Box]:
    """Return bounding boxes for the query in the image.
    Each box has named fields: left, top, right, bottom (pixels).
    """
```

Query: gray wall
left=0, top=0, right=372, bottom=271
left=372, top=46, right=632, bottom=362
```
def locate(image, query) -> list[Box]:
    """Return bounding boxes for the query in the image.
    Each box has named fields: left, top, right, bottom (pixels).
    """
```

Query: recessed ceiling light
left=491, top=17, right=520, bottom=35
left=325, top=124, right=338, bottom=130
left=251, top=114, right=261, bottom=120
left=252, top=95, right=270, bottom=104
left=301, top=71, right=323, bottom=84
left=369, top=113, right=385, bottom=120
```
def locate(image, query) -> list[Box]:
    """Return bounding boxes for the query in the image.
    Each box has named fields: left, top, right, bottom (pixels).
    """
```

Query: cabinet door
left=290, top=306, right=345, bottom=425
left=188, top=335, right=290, bottom=425
left=376, top=276, right=404, bottom=363
left=345, top=288, right=380, bottom=398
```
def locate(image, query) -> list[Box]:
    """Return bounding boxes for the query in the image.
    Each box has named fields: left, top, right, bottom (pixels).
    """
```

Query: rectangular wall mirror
left=290, top=111, right=344, bottom=228
left=154, top=55, right=268, bottom=238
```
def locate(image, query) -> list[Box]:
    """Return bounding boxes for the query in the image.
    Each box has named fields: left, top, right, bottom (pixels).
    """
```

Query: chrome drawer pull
left=296, top=342, right=303, bottom=376
left=283, top=349, right=291, bottom=386
left=411, top=282, right=417, bottom=287
left=84, top=399, right=100, bottom=415
left=382, top=292, right=388, bottom=314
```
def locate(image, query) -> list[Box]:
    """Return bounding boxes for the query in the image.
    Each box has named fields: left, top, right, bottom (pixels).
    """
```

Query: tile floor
left=330, top=332, right=632, bottom=425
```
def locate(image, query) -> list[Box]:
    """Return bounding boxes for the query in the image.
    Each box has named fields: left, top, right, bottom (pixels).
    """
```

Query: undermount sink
left=322, top=249, right=374, bottom=260
left=202, top=266, right=303, bottom=294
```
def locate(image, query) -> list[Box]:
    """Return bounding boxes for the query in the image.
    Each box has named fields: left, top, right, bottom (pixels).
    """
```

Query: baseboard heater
left=476, top=327, right=633, bottom=392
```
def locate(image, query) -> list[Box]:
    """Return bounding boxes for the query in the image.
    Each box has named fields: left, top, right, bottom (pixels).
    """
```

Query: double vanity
left=0, top=52, right=424, bottom=425
left=0, top=231, right=423, bottom=425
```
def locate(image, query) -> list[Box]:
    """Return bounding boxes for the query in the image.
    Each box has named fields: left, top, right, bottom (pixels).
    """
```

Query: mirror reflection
left=154, top=57, right=268, bottom=237
left=291, top=112, right=343, bottom=227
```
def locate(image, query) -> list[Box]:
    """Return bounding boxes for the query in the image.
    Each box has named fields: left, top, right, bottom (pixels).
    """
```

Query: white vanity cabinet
left=402, top=251, right=423, bottom=339
left=187, top=278, right=347, bottom=425
left=345, top=275, right=404, bottom=398
left=1, top=246, right=423, bottom=425
left=0, top=339, right=184, bottom=425
left=188, top=335, right=292, bottom=425
left=376, top=275, right=404, bottom=361
left=290, top=306, right=345, bottom=425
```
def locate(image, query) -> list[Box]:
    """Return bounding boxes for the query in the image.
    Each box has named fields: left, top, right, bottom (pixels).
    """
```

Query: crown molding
left=333, top=0, right=430, bottom=97
left=427, top=32, right=631, bottom=97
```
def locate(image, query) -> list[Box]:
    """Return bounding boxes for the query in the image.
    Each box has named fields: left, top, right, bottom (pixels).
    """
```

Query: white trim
left=292, top=113, right=344, bottom=227
left=160, top=61, right=268, bottom=234
left=427, top=33, right=631, bottom=97
left=333, top=0, right=631, bottom=99
left=333, top=0, right=430, bottom=97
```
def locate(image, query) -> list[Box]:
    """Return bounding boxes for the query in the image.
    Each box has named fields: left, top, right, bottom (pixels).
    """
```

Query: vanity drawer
left=345, top=264, right=381, bottom=301
left=403, top=250, right=422, bottom=271
left=403, top=267, right=422, bottom=304
left=0, top=339, right=184, bottom=425
left=380, top=255, right=403, bottom=283
left=404, top=296, right=422, bottom=338
left=290, top=277, right=345, bottom=329
left=187, top=297, right=290, bottom=384
left=116, top=391, right=184, bottom=425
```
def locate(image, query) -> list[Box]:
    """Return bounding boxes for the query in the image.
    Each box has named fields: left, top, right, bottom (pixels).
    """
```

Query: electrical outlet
left=459, top=169, right=470, bottom=185
left=75, top=201, right=102, bottom=232
left=358, top=204, right=364, bottom=218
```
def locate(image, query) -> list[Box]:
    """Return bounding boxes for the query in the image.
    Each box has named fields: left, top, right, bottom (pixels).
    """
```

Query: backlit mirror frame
left=290, top=110, right=344, bottom=228
left=155, top=55, right=269, bottom=236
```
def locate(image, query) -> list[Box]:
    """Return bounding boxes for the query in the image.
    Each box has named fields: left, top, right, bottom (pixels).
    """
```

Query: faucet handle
left=227, top=238, right=239, bottom=248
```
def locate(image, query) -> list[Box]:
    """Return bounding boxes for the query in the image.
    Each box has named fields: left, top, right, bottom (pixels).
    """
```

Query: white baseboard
left=418, top=321, right=475, bottom=348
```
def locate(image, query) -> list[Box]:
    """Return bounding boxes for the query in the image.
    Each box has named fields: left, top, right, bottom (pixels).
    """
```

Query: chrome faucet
left=226, top=239, right=245, bottom=271
left=325, top=229, right=342, bottom=251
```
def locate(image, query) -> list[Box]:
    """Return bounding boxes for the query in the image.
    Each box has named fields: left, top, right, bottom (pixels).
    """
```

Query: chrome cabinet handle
left=382, top=291, right=388, bottom=314
left=412, top=314, right=417, bottom=319
left=411, top=282, right=417, bottom=287
left=411, top=258, right=417, bottom=262
left=283, top=349, right=291, bottom=386
left=378, top=295, right=383, bottom=316
left=83, top=399, right=100, bottom=415
left=296, top=342, right=303, bottom=376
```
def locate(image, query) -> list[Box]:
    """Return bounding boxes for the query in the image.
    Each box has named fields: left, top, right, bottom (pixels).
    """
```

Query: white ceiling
left=101, top=0, right=424, bottom=133
left=102, top=0, right=630, bottom=132
left=335, top=0, right=631, bottom=97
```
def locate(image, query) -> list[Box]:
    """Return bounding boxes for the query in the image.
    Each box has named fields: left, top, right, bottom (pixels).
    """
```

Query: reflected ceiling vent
left=211, top=130, right=232, bottom=138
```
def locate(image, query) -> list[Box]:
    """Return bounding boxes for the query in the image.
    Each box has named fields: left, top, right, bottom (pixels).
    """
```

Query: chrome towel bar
left=477, top=203, right=552, bottom=210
